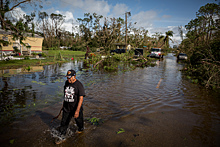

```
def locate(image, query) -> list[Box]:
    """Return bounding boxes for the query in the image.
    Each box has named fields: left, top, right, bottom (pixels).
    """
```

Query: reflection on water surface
left=0, top=54, right=219, bottom=146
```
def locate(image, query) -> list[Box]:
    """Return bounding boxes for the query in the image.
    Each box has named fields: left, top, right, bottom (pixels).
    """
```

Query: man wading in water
left=55, top=69, right=85, bottom=144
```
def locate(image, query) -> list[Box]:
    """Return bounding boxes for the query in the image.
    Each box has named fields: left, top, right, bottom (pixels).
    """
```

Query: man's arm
left=74, top=96, right=83, bottom=118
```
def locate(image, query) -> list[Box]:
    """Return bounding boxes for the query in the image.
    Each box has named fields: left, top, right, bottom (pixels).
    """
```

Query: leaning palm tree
left=163, top=31, right=174, bottom=48
left=158, top=35, right=165, bottom=47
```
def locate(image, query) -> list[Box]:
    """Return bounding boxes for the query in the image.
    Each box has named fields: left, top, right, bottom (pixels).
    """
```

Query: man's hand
left=74, top=111, right=79, bottom=118
left=74, top=96, right=83, bottom=118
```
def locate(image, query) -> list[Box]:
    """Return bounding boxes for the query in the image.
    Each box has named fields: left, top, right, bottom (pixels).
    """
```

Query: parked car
left=177, top=53, right=187, bottom=60
left=110, top=49, right=125, bottom=54
left=60, top=46, right=68, bottom=50
left=149, top=48, right=164, bottom=58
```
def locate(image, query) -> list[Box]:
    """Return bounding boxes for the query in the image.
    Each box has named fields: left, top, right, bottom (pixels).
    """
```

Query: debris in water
left=116, top=128, right=125, bottom=134
left=156, top=78, right=163, bottom=88
left=9, top=139, right=15, bottom=144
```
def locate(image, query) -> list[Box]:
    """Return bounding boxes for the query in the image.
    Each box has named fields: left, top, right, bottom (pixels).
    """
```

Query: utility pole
left=72, top=20, right=74, bottom=35
left=72, top=20, right=74, bottom=46
left=125, top=12, right=131, bottom=52
left=125, top=12, right=127, bottom=51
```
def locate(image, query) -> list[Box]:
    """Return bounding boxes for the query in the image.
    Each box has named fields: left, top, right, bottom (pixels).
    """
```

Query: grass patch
left=45, top=50, right=85, bottom=57
left=0, top=50, right=86, bottom=70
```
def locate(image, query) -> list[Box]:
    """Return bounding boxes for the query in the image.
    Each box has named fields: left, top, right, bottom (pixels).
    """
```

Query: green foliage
left=9, top=139, right=15, bottom=144
left=48, top=47, right=59, bottom=50
left=31, top=81, right=46, bottom=85
left=210, top=38, right=220, bottom=61
left=104, top=65, right=117, bottom=72
left=26, top=45, right=31, bottom=49
left=41, top=52, right=47, bottom=57
left=192, top=79, right=199, bottom=84
left=13, top=46, right=20, bottom=53
left=32, top=53, right=38, bottom=56
left=112, top=54, right=121, bottom=61
left=24, top=56, right=30, bottom=60
left=87, top=117, right=104, bottom=126
left=25, top=66, right=31, bottom=71
left=116, top=128, right=125, bottom=134
left=58, top=52, right=64, bottom=61
left=71, top=46, right=84, bottom=51
left=164, top=31, right=174, bottom=48
left=0, top=40, right=9, bottom=47
left=179, top=2, right=220, bottom=89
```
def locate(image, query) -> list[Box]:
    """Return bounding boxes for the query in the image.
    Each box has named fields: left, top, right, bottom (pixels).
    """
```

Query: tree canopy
left=180, top=2, right=220, bottom=88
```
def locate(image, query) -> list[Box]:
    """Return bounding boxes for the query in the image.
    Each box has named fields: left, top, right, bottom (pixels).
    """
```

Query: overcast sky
left=11, top=0, right=219, bottom=45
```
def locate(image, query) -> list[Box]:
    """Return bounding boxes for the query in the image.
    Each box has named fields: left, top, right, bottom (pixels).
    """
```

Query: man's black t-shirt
left=63, top=80, right=85, bottom=112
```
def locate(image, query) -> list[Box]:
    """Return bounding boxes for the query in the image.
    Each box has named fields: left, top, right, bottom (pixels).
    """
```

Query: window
left=2, top=36, right=8, bottom=41
left=2, top=36, right=8, bottom=46
left=151, top=48, right=160, bottom=52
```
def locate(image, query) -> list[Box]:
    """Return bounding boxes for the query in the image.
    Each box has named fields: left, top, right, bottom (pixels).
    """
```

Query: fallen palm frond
left=116, top=128, right=125, bottom=134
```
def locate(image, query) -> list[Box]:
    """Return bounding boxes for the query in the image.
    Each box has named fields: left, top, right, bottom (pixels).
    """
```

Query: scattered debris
left=116, top=128, right=125, bottom=134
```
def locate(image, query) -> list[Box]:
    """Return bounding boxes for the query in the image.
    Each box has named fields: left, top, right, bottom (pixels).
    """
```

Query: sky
left=11, top=0, right=219, bottom=46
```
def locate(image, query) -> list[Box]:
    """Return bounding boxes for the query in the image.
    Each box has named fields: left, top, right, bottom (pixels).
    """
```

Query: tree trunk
left=0, top=0, right=5, bottom=29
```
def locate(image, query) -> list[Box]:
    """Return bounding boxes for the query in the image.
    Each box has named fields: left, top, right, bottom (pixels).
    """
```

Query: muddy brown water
left=0, top=53, right=219, bottom=147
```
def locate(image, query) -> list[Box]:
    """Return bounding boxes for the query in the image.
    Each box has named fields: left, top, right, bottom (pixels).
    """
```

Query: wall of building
left=23, top=37, right=44, bottom=53
left=0, top=33, right=43, bottom=55
left=0, top=34, right=14, bottom=54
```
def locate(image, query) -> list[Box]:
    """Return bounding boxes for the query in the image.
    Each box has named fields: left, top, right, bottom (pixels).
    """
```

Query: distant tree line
left=0, top=0, right=174, bottom=52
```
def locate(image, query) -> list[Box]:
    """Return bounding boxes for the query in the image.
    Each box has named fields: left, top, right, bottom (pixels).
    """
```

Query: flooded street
left=0, top=53, right=219, bottom=147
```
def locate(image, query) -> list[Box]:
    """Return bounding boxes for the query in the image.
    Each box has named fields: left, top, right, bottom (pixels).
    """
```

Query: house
left=110, top=43, right=132, bottom=54
left=113, top=43, right=128, bottom=50
left=0, top=29, right=44, bottom=55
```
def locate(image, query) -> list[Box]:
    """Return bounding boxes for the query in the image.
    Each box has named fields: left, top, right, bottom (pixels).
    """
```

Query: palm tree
left=163, top=31, right=174, bottom=48
left=158, top=35, right=165, bottom=47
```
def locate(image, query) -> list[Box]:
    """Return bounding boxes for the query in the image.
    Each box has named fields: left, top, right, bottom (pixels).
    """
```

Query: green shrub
left=32, top=53, right=38, bottom=56
left=24, top=56, right=30, bottom=60
left=41, top=53, right=47, bottom=57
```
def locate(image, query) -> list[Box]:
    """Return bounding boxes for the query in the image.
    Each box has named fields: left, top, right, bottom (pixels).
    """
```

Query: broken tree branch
left=94, top=58, right=104, bottom=68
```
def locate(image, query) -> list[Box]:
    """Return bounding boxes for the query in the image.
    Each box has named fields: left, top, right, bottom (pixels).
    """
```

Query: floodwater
left=0, top=53, right=219, bottom=147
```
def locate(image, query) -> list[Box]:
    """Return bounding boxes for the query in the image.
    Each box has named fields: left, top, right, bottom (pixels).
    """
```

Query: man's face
left=67, top=76, right=75, bottom=83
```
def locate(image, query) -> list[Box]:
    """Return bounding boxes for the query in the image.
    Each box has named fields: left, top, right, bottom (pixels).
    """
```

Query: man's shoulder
left=76, top=80, right=83, bottom=85
left=75, top=80, right=84, bottom=89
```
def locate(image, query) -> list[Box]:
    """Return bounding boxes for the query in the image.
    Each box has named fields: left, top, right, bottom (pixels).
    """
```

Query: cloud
left=112, top=3, right=129, bottom=17
left=148, top=25, right=187, bottom=46
left=50, top=10, right=79, bottom=32
left=5, top=7, right=26, bottom=21
left=47, top=0, right=130, bottom=32
left=55, top=10, right=75, bottom=22
left=131, top=10, right=157, bottom=29
left=162, top=15, right=171, bottom=19
left=42, top=7, right=55, bottom=15
left=61, top=0, right=111, bottom=16
left=129, top=9, right=186, bottom=45
left=129, top=10, right=186, bottom=45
